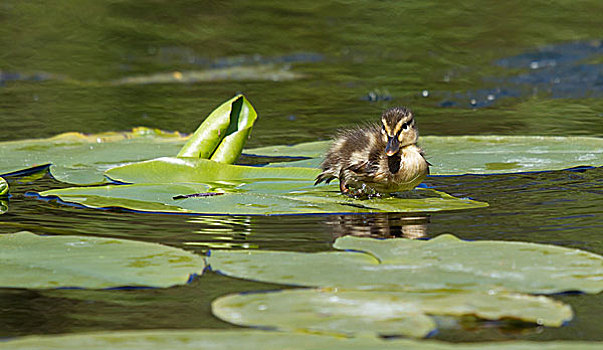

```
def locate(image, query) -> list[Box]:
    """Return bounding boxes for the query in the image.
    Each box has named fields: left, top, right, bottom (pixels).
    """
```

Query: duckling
left=315, top=106, right=429, bottom=197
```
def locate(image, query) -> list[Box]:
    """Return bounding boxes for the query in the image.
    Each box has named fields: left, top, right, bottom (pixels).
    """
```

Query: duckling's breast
left=372, top=144, right=429, bottom=192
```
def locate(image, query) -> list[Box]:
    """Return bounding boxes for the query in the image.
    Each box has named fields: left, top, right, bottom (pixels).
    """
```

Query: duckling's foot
left=344, top=184, right=381, bottom=199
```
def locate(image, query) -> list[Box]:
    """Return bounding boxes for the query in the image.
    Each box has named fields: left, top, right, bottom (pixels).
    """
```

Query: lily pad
left=212, top=288, right=572, bottom=338
left=0, top=231, right=205, bottom=289
left=1, top=329, right=601, bottom=350
left=243, top=136, right=603, bottom=174
left=244, top=140, right=328, bottom=158
left=0, top=127, right=186, bottom=184
left=38, top=179, right=486, bottom=215
left=208, top=234, right=603, bottom=294
left=105, top=157, right=318, bottom=184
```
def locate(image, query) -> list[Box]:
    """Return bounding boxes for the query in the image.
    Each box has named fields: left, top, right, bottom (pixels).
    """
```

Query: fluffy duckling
left=315, top=107, right=429, bottom=197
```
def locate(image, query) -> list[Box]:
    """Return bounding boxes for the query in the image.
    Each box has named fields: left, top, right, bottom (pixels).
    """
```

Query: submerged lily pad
left=244, top=136, right=603, bottom=174
left=0, top=231, right=205, bottom=289
left=1, top=329, right=600, bottom=350
left=111, top=64, right=304, bottom=85
left=212, top=288, right=572, bottom=338
left=209, top=234, right=603, bottom=294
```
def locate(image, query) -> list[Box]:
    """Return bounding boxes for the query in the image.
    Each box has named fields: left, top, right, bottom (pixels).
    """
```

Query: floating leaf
left=177, top=95, right=257, bottom=164
left=39, top=180, right=485, bottom=215
left=105, top=157, right=318, bottom=184
left=243, top=136, right=603, bottom=174
left=1, top=329, right=601, bottom=350
left=244, top=140, right=328, bottom=158
left=0, top=231, right=205, bottom=289
left=32, top=155, right=486, bottom=216
left=212, top=288, right=572, bottom=338
left=209, top=234, right=603, bottom=294
left=0, top=127, right=186, bottom=184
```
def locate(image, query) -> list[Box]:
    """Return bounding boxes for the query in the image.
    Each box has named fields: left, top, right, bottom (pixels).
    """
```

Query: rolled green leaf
left=0, top=177, right=8, bottom=197
left=177, top=95, right=257, bottom=164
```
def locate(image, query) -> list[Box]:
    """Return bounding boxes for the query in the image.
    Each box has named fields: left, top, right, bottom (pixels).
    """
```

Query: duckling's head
left=380, top=106, right=418, bottom=156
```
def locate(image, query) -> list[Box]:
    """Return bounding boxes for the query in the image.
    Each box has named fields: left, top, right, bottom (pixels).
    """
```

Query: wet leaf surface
left=39, top=180, right=485, bottom=215
left=0, top=231, right=205, bottom=289
left=212, top=288, right=572, bottom=338
left=209, top=234, right=603, bottom=294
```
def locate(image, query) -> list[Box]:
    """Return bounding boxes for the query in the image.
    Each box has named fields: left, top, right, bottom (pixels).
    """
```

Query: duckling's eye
left=381, top=125, right=386, bottom=134
left=402, top=122, right=409, bottom=130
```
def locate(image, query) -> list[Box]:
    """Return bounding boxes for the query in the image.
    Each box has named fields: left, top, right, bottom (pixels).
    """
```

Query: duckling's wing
left=314, top=171, right=336, bottom=185
left=419, top=148, right=432, bottom=170
left=348, top=160, right=369, bottom=174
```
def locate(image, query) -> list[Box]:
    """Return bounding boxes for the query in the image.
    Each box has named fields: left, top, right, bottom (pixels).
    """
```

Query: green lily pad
left=212, top=288, right=572, bottom=338
left=1, top=329, right=601, bottom=350
left=0, top=127, right=186, bottom=184
left=39, top=179, right=485, bottom=215
left=105, top=157, right=319, bottom=184
left=244, top=140, right=328, bottom=158
left=0, top=231, right=205, bottom=289
left=208, top=234, right=603, bottom=294
left=244, top=136, right=603, bottom=174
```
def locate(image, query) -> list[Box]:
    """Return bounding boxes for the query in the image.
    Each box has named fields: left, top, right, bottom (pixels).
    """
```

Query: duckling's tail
left=314, top=172, right=336, bottom=186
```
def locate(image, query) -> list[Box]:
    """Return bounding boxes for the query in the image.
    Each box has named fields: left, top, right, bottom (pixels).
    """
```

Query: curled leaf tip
left=0, top=177, right=8, bottom=197
left=176, top=95, right=258, bottom=163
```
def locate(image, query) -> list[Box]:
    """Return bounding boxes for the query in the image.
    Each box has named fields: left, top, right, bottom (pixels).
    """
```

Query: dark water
left=0, top=0, right=602, bottom=343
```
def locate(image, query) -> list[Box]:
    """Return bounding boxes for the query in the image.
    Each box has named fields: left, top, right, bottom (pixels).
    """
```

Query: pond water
left=0, top=0, right=602, bottom=343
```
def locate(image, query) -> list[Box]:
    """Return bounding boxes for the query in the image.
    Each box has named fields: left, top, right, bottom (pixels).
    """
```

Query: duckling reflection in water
left=315, top=107, right=430, bottom=198
left=328, top=213, right=430, bottom=239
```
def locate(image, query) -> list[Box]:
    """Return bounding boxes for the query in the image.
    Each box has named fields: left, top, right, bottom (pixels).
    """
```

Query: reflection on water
left=327, top=213, right=429, bottom=239
left=183, top=216, right=257, bottom=249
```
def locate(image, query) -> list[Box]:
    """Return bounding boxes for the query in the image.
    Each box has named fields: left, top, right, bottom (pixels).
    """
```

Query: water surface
left=0, top=0, right=601, bottom=342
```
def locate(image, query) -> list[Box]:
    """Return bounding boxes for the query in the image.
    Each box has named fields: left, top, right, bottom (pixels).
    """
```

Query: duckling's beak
left=385, top=136, right=400, bottom=156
